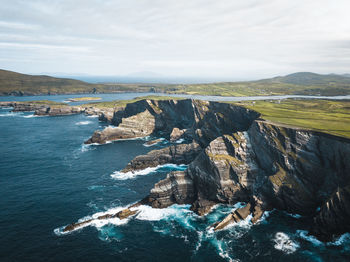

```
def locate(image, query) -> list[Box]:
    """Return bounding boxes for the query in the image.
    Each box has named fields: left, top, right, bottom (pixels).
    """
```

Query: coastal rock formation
left=33, top=97, right=349, bottom=241
left=122, top=142, right=201, bottom=172
left=35, top=106, right=82, bottom=116
left=170, top=127, right=187, bottom=142
left=147, top=171, right=195, bottom=208
left=145, top=119, right=350, bottom=240
left=85, top=99, right=260, bottom=144
left=0, top=101, right=115, bottom=118
left=63, top=208, right=137, bottom=233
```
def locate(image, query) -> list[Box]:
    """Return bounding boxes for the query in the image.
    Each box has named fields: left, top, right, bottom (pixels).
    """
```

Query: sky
left=0, top=0, right=349, bottom=80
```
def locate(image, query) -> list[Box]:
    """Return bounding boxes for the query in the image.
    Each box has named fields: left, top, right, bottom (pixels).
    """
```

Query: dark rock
left=122, top=142, right=201, bottom=172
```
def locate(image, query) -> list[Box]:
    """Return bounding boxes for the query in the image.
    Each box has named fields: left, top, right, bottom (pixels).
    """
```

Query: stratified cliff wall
left=84, top=99, right=260, bottom=145
left=146, top=119, right=350, bottom=241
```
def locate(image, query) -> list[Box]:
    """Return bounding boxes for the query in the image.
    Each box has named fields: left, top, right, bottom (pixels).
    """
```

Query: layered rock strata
left=85, top=99, right=259, bottom=145
left=145, top=120, right=350, bottom=241
left=122, top=142, right=201, bottom=173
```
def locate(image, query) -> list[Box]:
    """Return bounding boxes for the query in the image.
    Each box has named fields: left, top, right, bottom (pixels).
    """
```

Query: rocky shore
left=3, top=99, right=349, bottom=241
left=0, top=101, right=114, bottom=119
left=83, top=98, right=349, bottom=241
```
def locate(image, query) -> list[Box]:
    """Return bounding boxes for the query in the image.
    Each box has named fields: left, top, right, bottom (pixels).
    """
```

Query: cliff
left=145, top=120, right=350, bottom=240
left=26, top=97, right=346, bottom=241
left=84, top=99, right=259, bottom=145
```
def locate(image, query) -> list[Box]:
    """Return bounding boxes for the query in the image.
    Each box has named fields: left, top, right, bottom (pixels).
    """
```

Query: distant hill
left=0, top=69, right=157, bottom=96
left=1, top=69, right=350, bottom=96
left=266, top=72, right=350, bottom=86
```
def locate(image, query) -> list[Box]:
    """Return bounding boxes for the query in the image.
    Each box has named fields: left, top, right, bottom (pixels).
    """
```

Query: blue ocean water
left=1, top=94, right=350, bottom=262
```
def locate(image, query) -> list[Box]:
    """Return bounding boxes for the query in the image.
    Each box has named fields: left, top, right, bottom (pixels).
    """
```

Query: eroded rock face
left=311, top=185, right=350, bottom=241
left=122, top=142, right=202, bottom=172
left=85, top=99, right=260, bottom=145
left=35, top=106, right=83, bottom=116
left=63, top=208, right=137, bottom=232
left=170, top=127, right=187, bottom=142
left=147, top=171, right=195, bottom=208
left=146, top=119, right=350, bottom=240
left=85, top=110, right=156, bottom=144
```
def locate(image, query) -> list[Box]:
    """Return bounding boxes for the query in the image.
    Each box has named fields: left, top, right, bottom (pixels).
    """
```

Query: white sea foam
left=273, top=232, right=300, bottom=254
left=211, top=238, right=237, bottom=262
left=87, top=115, right=99, bottom=118
left=296, top=230, right=323, bottom=246
left=0, top=112, right=22, bottom=117
left=76, top=121, right=93, bottom=125
left=0, top=112, right=41, bottom=118
left=175, top=138, right=185, bottom=143
left=110, top=164, right=187, bottom=180
left=54, top=205, right=132, bottom=236
left=284, top=211, right=302, bottom=219
left=134, top=204, right=191, bottom=221
left=142, top=138, right=165, bottom=147
left=256, top=209, right=274, bottom=224
left=23, top=114, right=38, bottom=118
left=328, top=233, right=350, bottom=246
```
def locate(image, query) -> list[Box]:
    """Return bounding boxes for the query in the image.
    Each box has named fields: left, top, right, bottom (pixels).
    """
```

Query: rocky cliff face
left=85, top=99, right=259, bottom=145
left=145, top=119, right=350, bottom=241
left=14, top=98, right=346, bottom=241
left=122, top=142, right=201, bottom=173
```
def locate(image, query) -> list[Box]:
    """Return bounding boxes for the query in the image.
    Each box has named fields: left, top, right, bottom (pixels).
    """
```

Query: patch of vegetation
left=67, top=97, right=102, bottom=102
left=82, top=95, right=185, bottom=109
left=232, top=99, right=350, bottom=138
left=26, top=100, right=67, bottom=106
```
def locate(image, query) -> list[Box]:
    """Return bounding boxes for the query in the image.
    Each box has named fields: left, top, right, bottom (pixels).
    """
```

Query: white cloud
left=0, top=0, right=349, bottom=79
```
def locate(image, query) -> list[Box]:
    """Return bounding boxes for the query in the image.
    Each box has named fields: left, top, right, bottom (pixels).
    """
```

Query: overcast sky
left=0, top=0, right=349, bottom=80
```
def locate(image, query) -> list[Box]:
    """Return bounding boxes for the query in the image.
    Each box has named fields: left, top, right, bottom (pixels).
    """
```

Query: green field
left=1, top=69, right=350, bottom=97
left=26, top=100, right=67, bottom=106
left=67, top=97, right=102, bottom=102
left=82, top=95, right=185, bottom=109
left=233, top=99, right=350, bottom=138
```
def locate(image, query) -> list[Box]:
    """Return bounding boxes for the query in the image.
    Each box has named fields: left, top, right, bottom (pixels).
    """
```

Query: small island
left=67, top=97, right=102, bottom=102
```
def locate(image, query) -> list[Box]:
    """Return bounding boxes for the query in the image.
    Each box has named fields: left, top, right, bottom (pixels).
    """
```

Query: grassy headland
left=233, top=99, right=350, bottom=138
left=82, top=95, right=185, bottom=109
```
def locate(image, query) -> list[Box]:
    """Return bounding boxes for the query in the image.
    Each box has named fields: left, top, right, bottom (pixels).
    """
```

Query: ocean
left=0, top=93, right=350, bottom=262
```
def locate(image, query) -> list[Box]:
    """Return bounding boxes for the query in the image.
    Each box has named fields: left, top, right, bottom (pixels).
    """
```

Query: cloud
left=0, top=0, right=349, bottom=79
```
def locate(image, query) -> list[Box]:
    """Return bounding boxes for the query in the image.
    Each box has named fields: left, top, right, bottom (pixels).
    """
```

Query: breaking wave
left=110, top=164, right=188, bottom=180
left=54, top=205, right=132, bottom=236
left=76, top=121, right=93, bottom=125
left=273, top=232, right=300, bottom=254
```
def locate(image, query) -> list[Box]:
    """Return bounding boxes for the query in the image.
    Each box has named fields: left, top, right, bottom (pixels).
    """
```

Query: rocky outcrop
left=63, top=208, right=137, bottom=232
left=47, top=97, right=349, bottom=241
left=85, top=99, right=259, bottom=145
left=34, top=106, right=83, bottom=116
left=147, top=171, right=196, bottom=208
left=146, top=119, right=350, bottom=240
left=122, top=142, right=202, bottom=172
left=0, top=101, right=115, bottom=118
left=311, top=185, right=350, bottom=241
left=85, top=109, right=156, bottom=144
left=170, top=127, right=187, bottom=142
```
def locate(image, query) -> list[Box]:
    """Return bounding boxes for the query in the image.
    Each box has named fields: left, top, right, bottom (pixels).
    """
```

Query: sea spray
left=110, top=164, right=188, bottom=180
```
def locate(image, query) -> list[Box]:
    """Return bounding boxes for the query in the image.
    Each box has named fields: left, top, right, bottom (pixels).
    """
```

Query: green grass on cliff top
left=27, top=100, right=67, bottom=106
left=233, top=99, right=350, bottom=138
left=82, top=95, right=185, bottom=108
